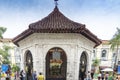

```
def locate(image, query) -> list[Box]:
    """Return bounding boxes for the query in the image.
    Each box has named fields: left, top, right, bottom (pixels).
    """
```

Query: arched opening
left=24, top=50, right=33, bottom=80
left=79, top=52, right=87, bottom=80
left=46, top=47, right=67, bottom=80
left=101, top=49, right=107, bottom=60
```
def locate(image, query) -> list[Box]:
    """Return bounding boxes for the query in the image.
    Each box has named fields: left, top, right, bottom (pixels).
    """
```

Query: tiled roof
left=29, top=6, right=85, bottom=31
left=0, top=38, right=12, bottom=42
left=12, top=6, right=101, bottom=47
left=102, top=40, right=110, bottom=44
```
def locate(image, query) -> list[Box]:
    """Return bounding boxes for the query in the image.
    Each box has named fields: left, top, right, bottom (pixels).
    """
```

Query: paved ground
left=1, top=77, right=14, bottom=80
left=0, top=77, right=98, bottom=80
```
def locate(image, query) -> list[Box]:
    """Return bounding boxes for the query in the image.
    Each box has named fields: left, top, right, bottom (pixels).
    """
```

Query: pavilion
left=13, top=4, right=101, bottom=80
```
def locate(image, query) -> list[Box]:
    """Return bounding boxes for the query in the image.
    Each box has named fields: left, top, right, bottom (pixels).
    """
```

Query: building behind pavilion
left=94, top=40, right=120, bottom=71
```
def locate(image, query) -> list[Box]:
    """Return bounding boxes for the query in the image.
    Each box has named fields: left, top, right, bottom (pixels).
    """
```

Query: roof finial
left=54, top=0, right=58, bottom=6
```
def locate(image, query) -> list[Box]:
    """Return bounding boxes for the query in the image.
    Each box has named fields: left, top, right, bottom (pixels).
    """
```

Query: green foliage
left=92, top=58, right=100, bottom=67
left=0, top=27, right=7, bottom=38
left=0, top=26, right=11, bottom=64
left=11, top=64, right=20, bottom=72
left=110, top=27, right=120, bottom=51
left=0, top=45, right=12, bottom=64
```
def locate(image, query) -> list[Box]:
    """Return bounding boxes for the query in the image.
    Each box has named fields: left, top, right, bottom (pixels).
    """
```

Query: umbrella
left=101, top=68, right=113, bottom=72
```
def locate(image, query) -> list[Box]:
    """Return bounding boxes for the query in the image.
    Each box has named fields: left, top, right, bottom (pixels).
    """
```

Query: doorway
left=79, top=52, right=87, bottom=80
left=46, top=47, right=67, bottom=80
left=24, top=50, right=33, bottom=80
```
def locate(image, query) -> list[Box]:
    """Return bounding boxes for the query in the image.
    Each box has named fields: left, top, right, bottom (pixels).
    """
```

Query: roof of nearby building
left=12, top=6, right=101, bottom=47
left=102, top=40, right=110, bottom=45
left=0, top=38, right=12, bottom=42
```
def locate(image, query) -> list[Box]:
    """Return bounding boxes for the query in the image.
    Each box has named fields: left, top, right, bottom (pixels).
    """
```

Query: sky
left=0, top=0, right=120, bottom=40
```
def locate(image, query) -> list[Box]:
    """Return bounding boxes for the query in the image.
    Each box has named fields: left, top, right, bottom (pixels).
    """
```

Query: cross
left=54, top=0, right=59, bottom=6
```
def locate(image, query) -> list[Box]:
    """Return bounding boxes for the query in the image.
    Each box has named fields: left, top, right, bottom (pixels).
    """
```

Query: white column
left=20, top=49, right=24, bottom=70
left=74, top=45, right=80, bottom=80
left=36, top=44, right=43, bottom=74
left=33, top=44, right=39, bottom=71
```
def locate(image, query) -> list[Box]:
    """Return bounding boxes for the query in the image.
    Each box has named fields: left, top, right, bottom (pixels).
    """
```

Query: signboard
left=1, top=64, right=9, bottom=72
left=118, top=65, right=120, bottom=74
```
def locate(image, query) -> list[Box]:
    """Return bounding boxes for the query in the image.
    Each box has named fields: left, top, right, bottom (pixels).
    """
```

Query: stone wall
left=18, top=33, right=95, bottom=80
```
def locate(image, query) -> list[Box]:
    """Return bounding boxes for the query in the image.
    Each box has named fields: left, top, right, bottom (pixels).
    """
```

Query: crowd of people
left=14, top=70, right=44, bottom=80
left=81, top=70, right=120, bottom=80
left=3, top=69, right=120, bottom=80
left=97, top=71, right=120, bottom=80
left=98, top=72, right=110, bottom=80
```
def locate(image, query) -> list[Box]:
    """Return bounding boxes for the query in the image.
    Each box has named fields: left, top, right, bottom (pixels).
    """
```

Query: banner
left=1, top=64, right=9, bottom=72
left=118, top=65, right=120, bottom=74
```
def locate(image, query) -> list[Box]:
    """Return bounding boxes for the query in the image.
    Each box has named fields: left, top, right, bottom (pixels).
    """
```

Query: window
left=112, top=53, right=116, bottom=62
left=101, top=49, right=107, bottom=60
left=52, top=51, right=60, bottom=60
left=112, top=53, right=116, bottom=57
left=101, top=50, right=106, bottom=57
left=93, top=50, right=96, bottom=58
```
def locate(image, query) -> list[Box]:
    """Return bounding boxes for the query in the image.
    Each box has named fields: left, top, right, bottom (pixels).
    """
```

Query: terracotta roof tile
left=13, top=6, right=101, bottom=47
left=29, top=6, right=84, bottom=30
left=102, top=40, right=110, bottom=44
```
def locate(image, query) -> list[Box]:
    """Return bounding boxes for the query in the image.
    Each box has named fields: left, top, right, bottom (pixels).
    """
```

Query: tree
left=11, top=64, right=20, bottom=72
left=92, top=58, right=100, bottom=67
left=0, top=27, right=12, bottom=64
left=92, top=58, right=100, bottom=73
left=0, top=45, right=12, bottom=64
left=0, top=27, right=6, bottom=38
left=109, top=27, right=120, bottom=69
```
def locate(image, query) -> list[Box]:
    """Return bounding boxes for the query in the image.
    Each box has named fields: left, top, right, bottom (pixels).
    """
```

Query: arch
left=46, top=47, right=67, bottom=80
left=101, top=49, right=107, bottom=57
left=24, top=50, right=33, bottom=80
left=79, top=51, right=88, bottom=80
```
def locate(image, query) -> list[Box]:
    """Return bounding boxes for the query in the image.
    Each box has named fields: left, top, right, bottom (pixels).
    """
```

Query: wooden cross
left=54, top=0, right=59, bottom=6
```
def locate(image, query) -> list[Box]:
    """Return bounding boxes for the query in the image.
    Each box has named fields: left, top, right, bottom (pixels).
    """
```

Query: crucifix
left=54, top=0, right=59, bottom=6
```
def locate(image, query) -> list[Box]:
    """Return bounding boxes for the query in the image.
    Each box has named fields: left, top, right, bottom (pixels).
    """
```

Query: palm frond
left=110, top=27, right=120, bottom=51
left=0, top=27, right=7, bottom=38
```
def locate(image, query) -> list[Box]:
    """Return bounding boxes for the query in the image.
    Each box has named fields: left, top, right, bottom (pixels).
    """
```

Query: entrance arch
left=46, top=47, right=67, bottom=80
left=24, top=50, right=33, bottom=80
left=79, top=51, right=87, bottom=80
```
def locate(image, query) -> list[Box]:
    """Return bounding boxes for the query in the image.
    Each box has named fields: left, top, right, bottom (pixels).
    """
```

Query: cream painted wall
left=95, top=41, right=115, bottom=68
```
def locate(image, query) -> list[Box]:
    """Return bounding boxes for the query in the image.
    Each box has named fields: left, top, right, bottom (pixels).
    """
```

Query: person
left=84, top=74, right=87, bottom=80
left=14, top=71, right=20, bottom=80
left=20, top=70, right=23, bottom=80
left=37, top=72, right=44, bottom=80
left=87, top=71, right=91, bottom=80
left=98, top=72, right=101, bottom=80
left=22, top=70, right=26, bottom=80
left=91, top=70, right=94, bottom=79
left=33, top=71, right=37, bottom=80
left=101, top=72, right=104, bottom=80
left=6, top=68, right=11, bottom=80
left=105, top=72, right=109, bottom=80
